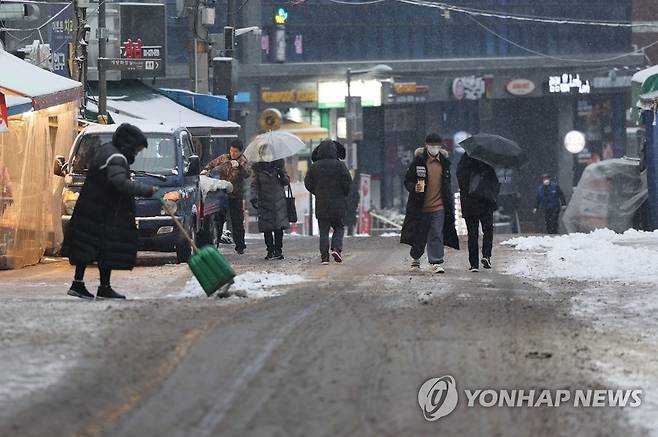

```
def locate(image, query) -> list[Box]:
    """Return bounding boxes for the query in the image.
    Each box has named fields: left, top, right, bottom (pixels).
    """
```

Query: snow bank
left=175, top=271, right=306, bottom=298
left=501, top=229, right=658, bottom=284
left=380, top=232, right=401, bottom=238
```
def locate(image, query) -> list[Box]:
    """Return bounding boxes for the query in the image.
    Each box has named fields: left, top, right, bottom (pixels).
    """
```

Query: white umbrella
left=244, top=131, right=306, bottom=162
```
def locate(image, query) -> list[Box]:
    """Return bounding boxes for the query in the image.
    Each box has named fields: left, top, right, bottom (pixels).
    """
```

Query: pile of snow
left=175, top=271, right=306, bottom=298
left=380, top=232, right=401, bottom=238
left=199, top=176, right=233, bottom=198
left=502, top=229, right=658, bottom=284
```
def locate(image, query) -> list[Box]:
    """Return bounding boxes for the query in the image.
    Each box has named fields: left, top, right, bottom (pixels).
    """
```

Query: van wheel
left=176, top=227, right=195, bottom=264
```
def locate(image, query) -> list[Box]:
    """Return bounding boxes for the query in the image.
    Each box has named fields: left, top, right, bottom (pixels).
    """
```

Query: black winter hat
left=113, top=123, right=148, bottom=152
left=425, top=133, right=442, bottom=144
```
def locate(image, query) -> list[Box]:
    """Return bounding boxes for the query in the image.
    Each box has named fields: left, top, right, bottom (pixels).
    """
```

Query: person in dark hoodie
left=305, top=140, right=352, bottom=264
left=400, top=133, right=459, bottom=273
left=457, top=152, right=500, bottom=272
left=62, top=123, right=158, bottom=300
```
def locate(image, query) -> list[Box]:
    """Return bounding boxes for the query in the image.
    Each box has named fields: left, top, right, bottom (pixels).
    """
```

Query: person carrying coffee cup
left=400, top=133, right=460, bottom=273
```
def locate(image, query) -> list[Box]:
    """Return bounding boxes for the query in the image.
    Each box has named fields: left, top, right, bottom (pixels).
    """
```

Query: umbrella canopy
left=244, top=131, right=306, bottom=162
left=631, top=65, right=658, bottom=117
left=459, top=133, right=528, bottom=169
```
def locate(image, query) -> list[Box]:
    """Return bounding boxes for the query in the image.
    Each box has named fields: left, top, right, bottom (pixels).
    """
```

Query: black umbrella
left=459, top=134, right=528, bottom=169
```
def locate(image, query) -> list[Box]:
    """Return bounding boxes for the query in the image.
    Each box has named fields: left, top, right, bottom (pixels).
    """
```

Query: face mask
left=427, top=146, right=441, bottom=156
left=543, top=179, right=550, bottom=186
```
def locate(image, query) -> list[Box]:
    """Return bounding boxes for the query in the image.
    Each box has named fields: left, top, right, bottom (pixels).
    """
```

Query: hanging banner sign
left=0, top=93, right=9, bottom=133
left=358, top=173, right=372, bottom=235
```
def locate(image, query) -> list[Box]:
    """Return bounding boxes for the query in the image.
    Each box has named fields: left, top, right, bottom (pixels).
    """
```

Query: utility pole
left=97, top=0, right=107, bottom=122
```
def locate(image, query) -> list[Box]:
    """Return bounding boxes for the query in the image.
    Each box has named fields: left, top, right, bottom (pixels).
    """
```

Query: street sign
left=98, top=58, right=163, bottom=74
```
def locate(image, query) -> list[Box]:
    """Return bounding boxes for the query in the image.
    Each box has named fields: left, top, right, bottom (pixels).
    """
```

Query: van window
left=70, top=132, right=177, bottom=175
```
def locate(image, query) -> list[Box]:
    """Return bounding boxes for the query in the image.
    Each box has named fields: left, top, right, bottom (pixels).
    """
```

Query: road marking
left=191, top=302, right=323, bottom=437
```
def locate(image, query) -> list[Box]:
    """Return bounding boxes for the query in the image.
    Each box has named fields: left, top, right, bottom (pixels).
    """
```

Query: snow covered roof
left=0, top=49, right=83, bottom=111
left=5, top=95, right=33, bottom=116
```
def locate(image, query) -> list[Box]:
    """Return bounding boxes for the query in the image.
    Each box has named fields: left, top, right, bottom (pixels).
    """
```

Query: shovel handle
left=159, top=198, right=199, bottom=253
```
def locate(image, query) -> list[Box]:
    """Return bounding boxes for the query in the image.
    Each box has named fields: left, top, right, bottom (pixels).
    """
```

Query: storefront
left=1, top=49, right=82, bottom=268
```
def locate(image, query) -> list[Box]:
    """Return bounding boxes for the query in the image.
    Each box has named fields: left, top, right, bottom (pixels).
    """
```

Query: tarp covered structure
left=1, top=50, right=81, bottom=268
left=87, top=81, right=240, bottom=138
left=562, top=158, right=647, bottom=234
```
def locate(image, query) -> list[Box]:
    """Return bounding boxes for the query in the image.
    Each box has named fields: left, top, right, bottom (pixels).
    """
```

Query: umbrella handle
left=159, top=198, right=199, bottom=253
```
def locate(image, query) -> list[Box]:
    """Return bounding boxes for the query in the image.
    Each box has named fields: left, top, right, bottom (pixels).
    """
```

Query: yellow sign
left=394, top=83, right=418, bottom=94
left=261, top=89, right=318, bottom=104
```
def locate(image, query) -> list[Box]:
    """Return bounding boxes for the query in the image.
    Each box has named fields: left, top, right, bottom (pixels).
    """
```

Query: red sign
left=358, top=173, right=372, bottom=235
left=0, top=93, right=9, bottom=133
left=505, top=79, right=536, bottom=96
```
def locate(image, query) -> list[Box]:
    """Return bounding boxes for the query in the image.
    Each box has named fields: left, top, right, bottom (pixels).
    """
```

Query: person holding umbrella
left=249, top=143, right=292, bottom=260
left=400, top=134, right=460, bottom=273
left=457, top=152, right=500, bottom=272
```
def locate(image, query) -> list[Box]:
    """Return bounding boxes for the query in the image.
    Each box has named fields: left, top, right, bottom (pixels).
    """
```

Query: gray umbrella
left=244, top=131, right=306, bottom=163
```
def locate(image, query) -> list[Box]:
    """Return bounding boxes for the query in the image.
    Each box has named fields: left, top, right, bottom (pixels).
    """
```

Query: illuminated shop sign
left=548, top=74, right=591, bottom=94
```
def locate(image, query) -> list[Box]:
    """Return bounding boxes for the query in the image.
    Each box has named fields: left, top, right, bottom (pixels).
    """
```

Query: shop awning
left=0, top=49, right=83, bottom=111
left=279, top=120, right=328, bottom=141
left=88, top=81, right=240, bottom=138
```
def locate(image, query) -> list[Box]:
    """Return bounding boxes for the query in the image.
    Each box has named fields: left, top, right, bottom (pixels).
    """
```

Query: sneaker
left=67, top=281, right=95, bottom=300
left=430, top=264, right=445, bottom=274
left=273, top=252, right=284, bottom=260
left=96, top=285, right=126, bottom=299
left=481, top=258, right=492, bottom=269
left=321, top=255, right=330, bottom=265
left=331, top=249, right=343, bottom=263
left=469, top=267, right=479, bottom=273
left=410, top=259, right=421, bottom=271
left=235, top=248, right=245, bottom=255
left=264, top=252, right=274, bottom=260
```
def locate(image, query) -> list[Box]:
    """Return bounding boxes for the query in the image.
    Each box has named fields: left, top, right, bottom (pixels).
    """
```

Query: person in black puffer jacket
left=305, top=140, right=352, bottom=264
left=62, top=123, right=157, bottom=300
left=250, top=150, right=291, bottom=260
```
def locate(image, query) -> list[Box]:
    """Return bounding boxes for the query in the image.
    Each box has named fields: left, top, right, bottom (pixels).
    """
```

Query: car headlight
left=63, top=190, right=79, bottom=215
left=161, top=191, right=180, bottom=215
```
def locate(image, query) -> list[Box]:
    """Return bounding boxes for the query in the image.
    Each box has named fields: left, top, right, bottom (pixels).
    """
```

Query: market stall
left=0, top=49, right=82, bottom=268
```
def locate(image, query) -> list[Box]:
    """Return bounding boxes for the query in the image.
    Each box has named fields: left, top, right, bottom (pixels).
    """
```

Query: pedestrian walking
left=250, top=147, right=290, bottom=260
left=533, top=173, right=566, bottom=234
left=400, top=133, right=459, bottom=273
left=62, top=123, right=158, bottom=300
left=304, top=140, right=352, bottom=264
left=201, top=139, right=252, bottom=254
left=457, top=152, right=500, bottom=272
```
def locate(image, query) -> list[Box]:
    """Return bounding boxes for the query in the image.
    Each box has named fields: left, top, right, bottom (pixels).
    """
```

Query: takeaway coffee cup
left=416, top=166, right=426, bottom=192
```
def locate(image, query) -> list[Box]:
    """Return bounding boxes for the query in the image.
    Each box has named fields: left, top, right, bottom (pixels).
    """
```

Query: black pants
left=318, top=217, right=345, bottom=257
left=75, top=264, right=111, bottom=286
left=544, top=208, right=560, bottom=234
left=263, top=229, right=283, bottom=255
left=465, top=211, right=494, bottom=269
left=216, top=197, right=246, bottom=250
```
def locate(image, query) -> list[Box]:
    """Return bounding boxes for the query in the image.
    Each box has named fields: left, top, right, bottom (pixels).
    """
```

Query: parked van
left=54, top=123, right=228, bottom=263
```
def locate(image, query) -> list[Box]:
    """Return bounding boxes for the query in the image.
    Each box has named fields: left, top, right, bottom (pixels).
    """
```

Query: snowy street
left=0, top=234, right=657, bottom=436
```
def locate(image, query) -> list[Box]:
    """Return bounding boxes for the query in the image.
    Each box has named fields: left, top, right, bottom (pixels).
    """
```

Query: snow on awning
left=88, top=81, right=240, bottom=138
left=5, top=95, right=33, bottom=116
left=0, top=49, right=83, bottom=111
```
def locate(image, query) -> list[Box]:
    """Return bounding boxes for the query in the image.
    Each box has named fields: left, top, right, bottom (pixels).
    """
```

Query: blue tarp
left=159, top=89, right=229, bottom=121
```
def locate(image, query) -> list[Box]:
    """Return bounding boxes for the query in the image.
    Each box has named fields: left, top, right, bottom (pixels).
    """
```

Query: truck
left=54, top=122, right=231, bottom=263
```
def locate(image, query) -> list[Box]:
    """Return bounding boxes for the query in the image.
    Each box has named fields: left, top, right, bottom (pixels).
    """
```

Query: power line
left=465, top=13, right=658, bottom=64
left=328, top=0, right=652, bottom=28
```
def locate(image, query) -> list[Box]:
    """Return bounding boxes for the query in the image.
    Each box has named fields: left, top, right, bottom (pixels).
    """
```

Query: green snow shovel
left=160, top=198, right=235, bottom=297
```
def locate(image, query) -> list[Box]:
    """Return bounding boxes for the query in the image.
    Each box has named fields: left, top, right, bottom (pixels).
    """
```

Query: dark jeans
left=264, top=229, right=283, bottom=255
left=465, top=211, right=494, bottom=268
left=319, top=217, right=345, bottom=257
left=216, top=197, right=246, bottom=250
left=544, top=208, right=560, bottom=234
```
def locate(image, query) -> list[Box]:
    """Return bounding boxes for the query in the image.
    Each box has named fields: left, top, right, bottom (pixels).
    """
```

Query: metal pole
left=346, top=69, right=353, bottom=169
left=194, top=37, right=198, bottom=92
left=98, top=0, right=107, bottom=120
